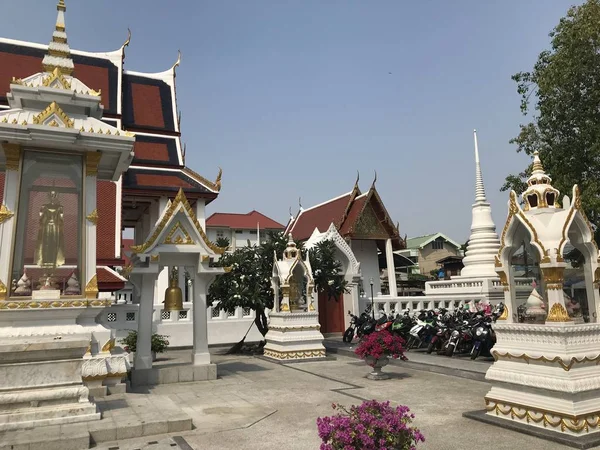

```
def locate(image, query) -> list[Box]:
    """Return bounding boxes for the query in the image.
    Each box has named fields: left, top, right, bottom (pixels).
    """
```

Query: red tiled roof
left=206, top=211, right=285, bottom=230
left=97, top=266, right=126, bottom=292
left=97, top=181, right=117, bottom=261
left=131, top=83, right=165, bottom=129
left=286, top=193, right=353, bottom=241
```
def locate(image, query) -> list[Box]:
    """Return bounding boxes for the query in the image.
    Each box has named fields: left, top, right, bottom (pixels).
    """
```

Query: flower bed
left=317, top=400, right=425, bottom=450
left=354, top=330, right=406, bottom=366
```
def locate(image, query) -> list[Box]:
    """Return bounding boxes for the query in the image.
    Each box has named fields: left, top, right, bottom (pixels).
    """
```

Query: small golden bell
left=163, top=275, right=183, bottom=312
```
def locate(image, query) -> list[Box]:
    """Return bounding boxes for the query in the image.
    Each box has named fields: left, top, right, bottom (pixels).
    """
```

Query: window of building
left=431, top=240, right=444, bottom=250
left=235, top=230, right=243, bottom=234
left=249, top=230, right=257, bottom=235
left=216, top=230, right=225, bottom=238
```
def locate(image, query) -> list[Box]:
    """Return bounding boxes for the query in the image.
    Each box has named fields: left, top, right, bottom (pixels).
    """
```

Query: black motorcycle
left=470, top=303, right=504, bottom=360
left=343, top=307, right=374, bottom=343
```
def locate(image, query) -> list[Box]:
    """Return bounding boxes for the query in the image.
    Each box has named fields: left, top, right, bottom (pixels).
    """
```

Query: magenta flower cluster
left=354, top=330, right=407, bottom=364
left=317, top=400, right=425, bottom=450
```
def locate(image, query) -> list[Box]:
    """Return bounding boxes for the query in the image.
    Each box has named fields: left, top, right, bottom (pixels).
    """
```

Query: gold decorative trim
left=542, top=267, right=564, bottom=291
left=0, top=204, right=15, bottom=224
left=546, top=302, right=571, bottom=322
left=101, top=338, right=115, bottom=353
left=497, top=190, right=546, bottom=263
left=32, top=102, right=74, bottom=128
left=0, top=279, right=6, bottom=301
left=0, top=299, right=111, bottom=310
left=3, top=143, right=22, bottom=171
left=85, top=152, right=102, bottom=177
left=485, top=397, right=600, bottom=433
left=164, top=221, right=195, bottom=245
left=263, top=348, right=326, bottom=360
left=498, top=305, right=508, bottom=320
left=120, top=264, right=133, bottom=279
left=223, top=266, right=232, bottom=273
left=182, top=166, right=220, bottom=192
left=498, top=271, right=509, bottom=292
left=280, top=303, right=290, bottom=312
left=86, top=209, right=98, bottom=225
left=85, top=274, right=98, bottom=300
left=42, top=67, right=71, bottom=90
left=150, top=254, right=160, bottom=262
left=491, top=351, right=598, bottom=371
left=269, top=324, right=321, bottom=332
left=130, top=188, right=226, bottom=255
left=201, top=255, right=210, bottom=262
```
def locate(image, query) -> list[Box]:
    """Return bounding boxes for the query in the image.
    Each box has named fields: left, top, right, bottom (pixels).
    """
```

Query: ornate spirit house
left=468, top=151, right=600, bottom=445
left=264, top=235, right=326, bottom=361
left=0, top=0, right=134, bottom=432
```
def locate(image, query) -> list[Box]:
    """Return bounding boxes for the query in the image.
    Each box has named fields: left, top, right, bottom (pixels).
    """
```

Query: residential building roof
left=405, top=232, right=462, bottom=250
left=206, top=211, right=285, bottom=230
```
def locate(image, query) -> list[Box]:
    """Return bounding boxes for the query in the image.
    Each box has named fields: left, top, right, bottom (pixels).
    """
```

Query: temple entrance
left=318, top=291, right=345, bottom=333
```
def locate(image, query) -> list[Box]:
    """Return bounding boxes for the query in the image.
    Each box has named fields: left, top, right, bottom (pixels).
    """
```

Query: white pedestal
left=484, top=323, right=600, bottom=436
left=263, top=312, right=326, bottom=361
left=0, top=335, right=100, bottom=431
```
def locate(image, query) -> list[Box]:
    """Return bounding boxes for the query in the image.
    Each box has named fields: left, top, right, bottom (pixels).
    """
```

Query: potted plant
left=317, top=400, right=425, bottom=449
left=354, top=330, right=406, bottom=380
left=120, top=331, right=170, bottom=362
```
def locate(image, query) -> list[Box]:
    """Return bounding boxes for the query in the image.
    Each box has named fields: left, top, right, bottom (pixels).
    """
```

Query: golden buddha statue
left=289, top=277, right=300, bottom=310
left=34, top=190, right=65, bottom=269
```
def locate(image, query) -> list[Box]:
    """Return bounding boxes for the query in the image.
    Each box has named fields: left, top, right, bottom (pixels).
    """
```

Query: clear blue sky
left=0, top=1, right=583, bottom=243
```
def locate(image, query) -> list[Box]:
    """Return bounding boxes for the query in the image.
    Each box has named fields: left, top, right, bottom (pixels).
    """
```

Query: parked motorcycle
left=470, top=303, right=504, bottom=360
left=343, top=306, right=375, bottom=343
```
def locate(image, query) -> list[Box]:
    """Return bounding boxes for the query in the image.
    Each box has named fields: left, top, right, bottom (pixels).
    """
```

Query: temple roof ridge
left=42, top=0, right=74, bottom=75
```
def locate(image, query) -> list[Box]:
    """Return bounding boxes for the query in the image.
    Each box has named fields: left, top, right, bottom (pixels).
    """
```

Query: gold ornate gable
left=353, top=203, right=389, bottom=238
left=131, top=188, right=225, bottom=255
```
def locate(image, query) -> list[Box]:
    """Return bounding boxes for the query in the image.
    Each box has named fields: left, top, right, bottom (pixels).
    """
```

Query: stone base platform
left=0, top=393, right=192, bottom=450
left=463, top=409, right=600, bottom=449
left=131, top=363, right=217, bottom=387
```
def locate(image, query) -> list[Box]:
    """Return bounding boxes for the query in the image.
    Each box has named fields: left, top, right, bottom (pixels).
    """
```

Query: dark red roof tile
left=207, top=211, right=285, bottom=230
left=287, top=193, right=352, bottom=241
left=131, top=83, right=165, bottom=128
left=97, top=181, right=117, bottom=261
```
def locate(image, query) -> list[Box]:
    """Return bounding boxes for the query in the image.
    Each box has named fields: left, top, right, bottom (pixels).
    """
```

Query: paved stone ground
left=94, top=350, right=597, bottom=450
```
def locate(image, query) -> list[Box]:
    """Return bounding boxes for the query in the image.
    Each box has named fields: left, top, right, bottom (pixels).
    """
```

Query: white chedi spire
left=458, top=130, right=501, bottom=279
left=42, top=0, right=74, bottom=75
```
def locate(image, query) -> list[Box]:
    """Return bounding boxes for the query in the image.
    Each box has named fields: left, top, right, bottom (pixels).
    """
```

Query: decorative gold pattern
left=215, top=167, right=222, bottom=191
left=546, top=302, right=571, bottom=322
left=498, top=271, right=509, bottom=292
left=130, top=188, right=225, bottom=255
left=0, top=204, right=15, bottom=224
left=0, top=279, right=6, bottom=301
left=121, top=264, right=133, bottom=279
left=498, top=305, right=508, bottom=320
left=86, top=209, right=98, bottom=225
left=3, top=143, right=22, bottom=171
left=85, top=152, right=102, bottom=177
left=33, top=102, right=75, bottom=128
left=42, top=67, right=71, bottom=89
left=263, top=348, right=326, bottom=360
left=150, top=254, right=160, bottom=262
left=542, top=267, right=564, bottom=290
left=497, top=190, right=546, bottom=263
left=353, top=204, right=388, bottom=238
left=163, top=222, right=195, bottom=245
left=0, top=299, right=111, bottom=310
left=280, top=303, right=290, bottom=312
left=101, top=338, right=115, bottom=353
left=84, top=274, right=98, bottom=300
left=485, top=398, right=600, bottom=433
left=491, top=351, right=598, bottom=371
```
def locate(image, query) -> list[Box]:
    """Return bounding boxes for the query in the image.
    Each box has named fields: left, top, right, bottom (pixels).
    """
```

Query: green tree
left=208, top=231, right=348, bottom=338
left=503, top=0, right=600, bottom=242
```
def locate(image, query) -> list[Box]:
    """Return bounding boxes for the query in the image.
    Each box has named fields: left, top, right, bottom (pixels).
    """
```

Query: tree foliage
left=208, top=231, right=348, bottom=337
left=503, top=0, right=600, bottom=241
left=215, top=236, right=230, bottom=249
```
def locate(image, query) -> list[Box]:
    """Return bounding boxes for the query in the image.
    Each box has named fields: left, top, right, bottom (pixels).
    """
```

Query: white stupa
left=456, top=130, right=501, bottom=278
left=418, top=131, right=531, bottom=309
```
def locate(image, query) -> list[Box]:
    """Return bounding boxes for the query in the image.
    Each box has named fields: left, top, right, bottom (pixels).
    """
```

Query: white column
left=178, top=267, right=186, bottom=301
left=195, top=200, right=206, bottom=230
left=84, top=163, right=97, bottom=298
left=115, top=177, right=122, bottom=258
left=385, top=238, right=398, bottom=297
left=0, top=144, right=21, bottom=297
left=135, top=273, right=157, bottom=370
left=192, top=272, right=210, bottom=365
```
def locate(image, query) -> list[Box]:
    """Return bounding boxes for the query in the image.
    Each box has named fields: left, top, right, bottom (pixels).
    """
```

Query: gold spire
left=42, top=0, right=74, bottom=75
left=532, top=151, right=544, bottom=173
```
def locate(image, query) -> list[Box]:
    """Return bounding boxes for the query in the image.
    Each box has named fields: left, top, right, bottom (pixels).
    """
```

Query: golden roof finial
left=532, top=151, right=545, bottom=174
left=215, top=167, right=222, bottom=191
left=42, top=0, right=74, bottom=75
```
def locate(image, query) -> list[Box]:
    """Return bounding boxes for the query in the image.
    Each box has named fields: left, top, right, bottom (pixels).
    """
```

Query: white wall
left=350, top=239, right=381, bottom=295
left=206, top=227, right=281, bottom=249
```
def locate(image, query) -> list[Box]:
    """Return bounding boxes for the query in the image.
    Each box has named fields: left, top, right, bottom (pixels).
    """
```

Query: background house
left=206, top=211, right=285, bottom=249
left=399, top=232, right=463, bottom=276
